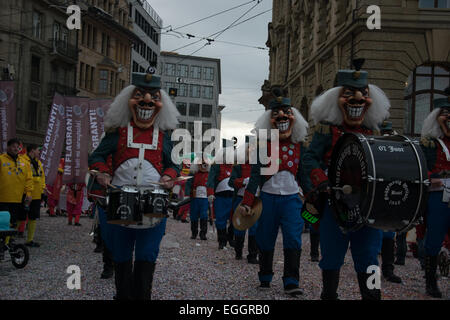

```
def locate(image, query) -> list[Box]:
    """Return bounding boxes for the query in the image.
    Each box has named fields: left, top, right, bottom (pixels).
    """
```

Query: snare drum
left=140, top=188, right=169, bottom=228
left=328, top=133, right=429, bottom=233
left=106, top=186, right=142, bottom=225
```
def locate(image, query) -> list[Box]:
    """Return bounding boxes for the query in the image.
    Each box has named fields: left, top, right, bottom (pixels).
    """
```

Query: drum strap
left=437, top=138, right=450, bottom=162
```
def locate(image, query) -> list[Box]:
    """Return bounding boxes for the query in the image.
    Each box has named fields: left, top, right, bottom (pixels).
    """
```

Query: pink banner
left=40, top=93, right=66, bottom=186
left=88, top=99, right=111, bottom=152
left=63, top=96, right=90, bottom=184
left=0, top=81, right=16, bottom=153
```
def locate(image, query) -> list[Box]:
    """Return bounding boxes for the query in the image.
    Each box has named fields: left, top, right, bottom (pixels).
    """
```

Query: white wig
left=421, top=108, right=443, bottom=139
left=253, top=108, right=308, bottom=143
left=104, top=85, right=180, bottom=131
left=310, top=84, right=391, bottom=130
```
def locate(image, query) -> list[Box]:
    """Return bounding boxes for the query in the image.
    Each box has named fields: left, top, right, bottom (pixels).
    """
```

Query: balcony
left=49, top=39, right=78, bottom=63
left=47, top=82, right=78, bottom=97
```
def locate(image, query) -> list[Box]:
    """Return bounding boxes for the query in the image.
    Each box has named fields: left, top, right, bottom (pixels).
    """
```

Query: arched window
left=404, top=63, right=450, bottom=135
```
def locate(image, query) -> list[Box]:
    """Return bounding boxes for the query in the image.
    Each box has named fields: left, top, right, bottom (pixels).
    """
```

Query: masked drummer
left=419, top=93, right=450, bottom=299
left=206, top=139, right=235, bottom=250
left=184, top=155, right=210, bottom=240
left=236, top=89, right=310, bottom=296
left=88, top=70, right=181, bottom=300
left=302, top=61, right=391, bottom=300
left=228, top=135, right=259, bottom=264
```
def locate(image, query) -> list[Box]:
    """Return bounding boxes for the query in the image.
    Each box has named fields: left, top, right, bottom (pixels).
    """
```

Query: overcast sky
left=149, top=0, right=272, bottom=144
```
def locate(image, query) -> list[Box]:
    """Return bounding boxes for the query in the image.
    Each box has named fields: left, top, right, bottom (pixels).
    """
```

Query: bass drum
left=328, top=133, right=429, bottom=233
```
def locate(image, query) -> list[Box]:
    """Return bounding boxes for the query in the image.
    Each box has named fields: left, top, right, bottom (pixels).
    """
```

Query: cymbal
left=232, top=198, right=262, bottom=231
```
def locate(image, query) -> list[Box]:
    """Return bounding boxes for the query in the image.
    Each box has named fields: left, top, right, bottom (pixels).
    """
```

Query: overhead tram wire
left=171, top=0, right=264, bottom=64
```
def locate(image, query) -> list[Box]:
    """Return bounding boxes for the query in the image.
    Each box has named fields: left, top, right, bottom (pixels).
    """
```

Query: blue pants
left=319, top=203, right=383, bottom=273
left=256, top=192, right=304, bottom=285
left=98, top=206, right=166, bottom=263
left=190, top=198, right=209, bottom=221
left=425, top=191, right=450, bottom=256
left=214, top=196, right=233, bottom=230
left=232, top=196, right=258, bottom=237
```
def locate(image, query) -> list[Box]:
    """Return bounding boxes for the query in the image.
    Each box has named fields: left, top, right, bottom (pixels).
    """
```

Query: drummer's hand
left=430, top=178, right=443, bottom=188
left=317, top=181, right=331, bottom=194
left=96, top=173, right=112, bottom=187
left=208, top=195, right=215, bottom=204
left=160, top=175, right=174, bottom=189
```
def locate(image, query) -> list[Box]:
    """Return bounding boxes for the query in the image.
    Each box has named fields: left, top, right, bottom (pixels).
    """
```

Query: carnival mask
left=128, top=87, right=162, bottom=129
left=338, top=86, right=372, bottom=127
left=437, top=108, right=450, bottom=138
left=271, top=106, right=295, bottom=140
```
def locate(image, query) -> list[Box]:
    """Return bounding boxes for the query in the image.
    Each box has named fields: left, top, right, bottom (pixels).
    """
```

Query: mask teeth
left=277, top=121, right=290, bottom=132
left=347, top=106, right=363, bottom=119
left=137, top=107, right=154, bottom=121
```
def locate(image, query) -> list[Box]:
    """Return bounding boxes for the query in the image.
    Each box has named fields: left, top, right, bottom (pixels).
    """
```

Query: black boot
left=133, top=261, right=156, bottom=300
left=247, top=235, right=259, bottom=264
left=227, top=223, right=235, bottom=248
left=357, top=272, right=381, bottom=300
left=190, top=220, right=198, bottom=239
left=217, top=229, right=227, bottom=249
left=320, top=270, right=340, bottom=300
left=113, top=260, right=133, bottom=300
left=394, top=232, right=407, bottom=265
left=381, top=238, right=402, bottom=283
left=283, top=249, right=303, bottom=296
left=101, top=247, right=114, bottom=279
left=234, top=235, right=245, bottom=260
left=310, top=232, right=320, bottom=262
left=258, top=250, right=274, bottom=290
left=199, top=219, right=208, bottom=240
left=425, top=255, right=442, bottom=298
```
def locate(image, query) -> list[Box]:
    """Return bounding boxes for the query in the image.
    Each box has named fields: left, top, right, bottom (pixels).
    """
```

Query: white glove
left=208, top=195, right=215, bottom=204
left=243, top=177, right=250, bottom=186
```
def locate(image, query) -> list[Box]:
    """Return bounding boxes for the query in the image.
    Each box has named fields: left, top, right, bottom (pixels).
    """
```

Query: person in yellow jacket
left=19, top=144, right=47, bottom=247
left=0, top=138, right=33, bottom=244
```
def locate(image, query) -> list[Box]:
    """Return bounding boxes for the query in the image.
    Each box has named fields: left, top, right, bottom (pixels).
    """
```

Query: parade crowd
left=0, top=62, right=449, bottom=301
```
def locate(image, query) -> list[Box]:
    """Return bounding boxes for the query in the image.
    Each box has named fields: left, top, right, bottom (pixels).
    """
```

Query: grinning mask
left=338, top=86, right=373, bottom=127
left=128, top=87, right=162, bottom=129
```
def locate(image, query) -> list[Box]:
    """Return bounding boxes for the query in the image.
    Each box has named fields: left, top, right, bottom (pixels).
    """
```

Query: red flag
left=0, top=81, right=16, bottom=153
left=40, top=93, right=67, bottom=186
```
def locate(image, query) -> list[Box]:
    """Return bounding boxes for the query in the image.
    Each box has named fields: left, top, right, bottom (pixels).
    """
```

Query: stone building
left=263, top=0, right=450, bottom=135
left=76, top=0, right=138, bottom=100
left=0, top=0, right=79, bottom=144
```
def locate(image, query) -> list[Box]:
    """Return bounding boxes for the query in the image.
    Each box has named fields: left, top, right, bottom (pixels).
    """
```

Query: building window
left=133, top=61, right=139, bottom=72
left=404, top=63, right=450, bottom=135
left=190, top=66, right=202, bottom=79
left=165, top=63, right=176, bottom=76
left=419, top=0, right=450, bottom=8
left=139, top=66, right=145, bottom=73
left=203, top=67, right=214, bottom=80
left=109, top=71, right=115, bottom=96
left=202, top=86, right=213, bottom=99
left=202, top=104, right=212, bottom=118
left=176, top=102, right=187, bottom=116
left=178, top=83, right=188, bottom=97
left=165, top=82, right=175, bottom=93
left=28, top=101, right=38, bottom=130
left=79, top=62, right=85, bottom=88
left=32, top=11, right=43, bottom=39
left=189, top=103, right=200, bottom=117
left=190, top=85, right=201, bottom=98
left=99, top=69, right=109, bottom=93
left=202, top=122, right=212, bottom=133
left=177, top=64, right=189, bottom=78
left=31, top=55, right=41, bottom=83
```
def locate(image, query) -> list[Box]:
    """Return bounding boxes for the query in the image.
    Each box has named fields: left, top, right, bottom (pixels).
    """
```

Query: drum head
left=329, top=133, right=372, bottom=232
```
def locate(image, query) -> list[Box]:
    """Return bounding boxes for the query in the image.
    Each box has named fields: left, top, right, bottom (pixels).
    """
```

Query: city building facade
left=263, top=0, right=450, bottom=136
left=0, top=0, right=79, bottom=144
left=159, top=51, right=223, bottom=151
left=129, top=0, right=162, bottom=75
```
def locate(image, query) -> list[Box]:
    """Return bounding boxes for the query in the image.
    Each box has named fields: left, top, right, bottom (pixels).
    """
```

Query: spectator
left=66, top=183, right=84, bottom=226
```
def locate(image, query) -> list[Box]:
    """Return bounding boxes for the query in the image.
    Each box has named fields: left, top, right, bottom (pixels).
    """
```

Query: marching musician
left=419, top=93, right=450, bottom=299
left=88, top=71, right=181, bottom=300
left=184, top=156, right=210, bottom=240
left=228, top=136, right=258, bottom=264
left=236, top=89, right=310, bottom=297
left=206, top=140, right=235, bottom=249
left=302, top=61, right=391, bottom=300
